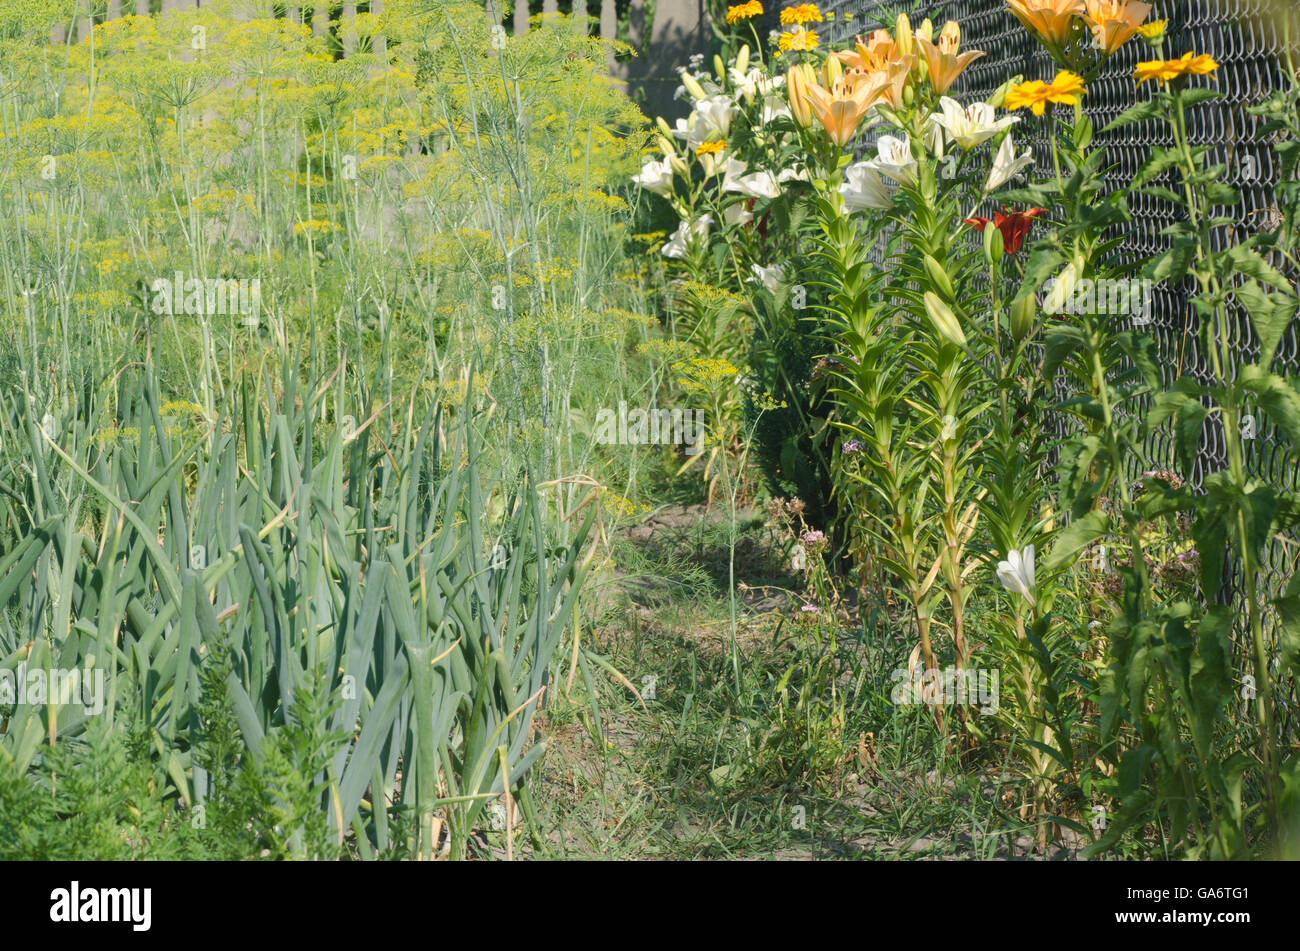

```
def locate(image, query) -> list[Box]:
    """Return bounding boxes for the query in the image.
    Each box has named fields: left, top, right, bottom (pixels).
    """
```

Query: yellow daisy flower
left=1004, top=70, right=1086, bottom=115
left=778, top=27, right=820, bottom=52
left=726, top=1, right=763, bottom=24
left=1134, top=52, right=1218, bottom=85
left=1137, top=18, right=1167, bottom=39
left=780, top=4, right=823, bottom=26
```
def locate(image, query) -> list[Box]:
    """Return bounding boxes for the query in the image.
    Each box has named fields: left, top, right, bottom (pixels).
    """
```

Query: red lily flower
left=964, top=206, right=1047, bottom=255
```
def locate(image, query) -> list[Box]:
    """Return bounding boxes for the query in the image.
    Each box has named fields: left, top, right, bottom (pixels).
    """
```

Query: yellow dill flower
left=293, top=219, right=342, bottom=235
left=1134, top=51, right=1218, bottom=85
left=1004, top=70, right=1086, bottom=115
left=726, top=1, right=763, bottom=24
left=602, top=490, right=650, bottom=521
left=674, top=356, right=742, bottom=394
left=95, top=251, right=130, bottom=277
left=160, top=400, right=207, bottom=417
left=778, top=27, right=820, bottom=52
left=780, top=4, right=823, bottom=26
left=695, top=139, right=726, bottom=157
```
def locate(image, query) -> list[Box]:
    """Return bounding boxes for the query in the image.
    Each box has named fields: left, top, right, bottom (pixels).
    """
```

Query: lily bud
left=823, top=53, right=843, bottom=86
left=923, top=254, right=956, bottom=303
left=735, top=44, right=750, bottom=76
left=714, top=54, right=726, bottom=81
left=787, top=65, right=812, bottom=127
left=985, top=75, right=1022, bottom=109
left=917, top=18, right=934, bottom=43
left=924, top=291, right=968, bottom=349
left=983, top=223, right=1004, bottom=264
left=681, top=71, right=707, bottom=102
left=657, top=135, right=677, bottom=157
left=896, top=13, right=914, bottom=57
left=1010, top=292, right=1037, bottom=343
left=668, top=155, right=689, bottom=177
left=656, top=116, right=675, bottom=140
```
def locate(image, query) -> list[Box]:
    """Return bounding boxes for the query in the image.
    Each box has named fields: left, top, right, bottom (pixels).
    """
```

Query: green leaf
left=1045, top=509, right=1110, bottom=571
left=1203, top=182, right=1239, bottom=206
left=1179, top=87, right=1223, bottom=108
left=1234, top=281, right=1297, bottom=369
left=1145, top=388, right=1208, bottom=472
left=1100, top=98, right=1162, bottom=134
left=1240, top=366, right=1300, bottom=452
left=1133, top=147, right=1181, bottom=188
left=1225, top=245, right=1292, bottom=291
left=1151, top=241, right=1197, bottom=283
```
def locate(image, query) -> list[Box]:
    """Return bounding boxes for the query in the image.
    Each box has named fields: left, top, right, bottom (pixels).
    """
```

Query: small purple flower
left=801, top=530, right=824, bottom=545
left=842, top=439, right=863, bottom=454
left=800, top=604, right=819, bottom=614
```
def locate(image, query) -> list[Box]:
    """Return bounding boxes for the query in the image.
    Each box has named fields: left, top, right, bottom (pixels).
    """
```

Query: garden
left=1, top=0, right=1298, bottom=863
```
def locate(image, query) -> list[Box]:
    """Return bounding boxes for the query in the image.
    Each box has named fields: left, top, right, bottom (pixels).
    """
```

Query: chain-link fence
left=824, top=7, right=1297, bottom=496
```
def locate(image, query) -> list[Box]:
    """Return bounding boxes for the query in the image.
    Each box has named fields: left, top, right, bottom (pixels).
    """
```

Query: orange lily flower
left=834, top=30, right=899, bottom=73
left=1082, top=0, right=1152, bottom=55
left=802, top=72, right=891, bottom=146
left=915, top=21, right=985, bottom=95
left=1005, top=0, right=1085, bottom=56
left=831, top=31, right=915, bottom=109
left=876, top=55, right=916, bottom=109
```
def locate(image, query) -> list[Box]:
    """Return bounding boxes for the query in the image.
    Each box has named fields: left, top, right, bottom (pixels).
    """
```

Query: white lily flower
left=661, top=214, right=712, bottom=259
left=725, top=168, right=781, bottom=200
left=723, top=202, right=753, bottom=226
left=985, top=133, right=1035, bottom=193
left=750, top=262, right=785, bottom=295
left=721, top=156, right=779, bottom=199
left=632, top=156, right=674, bottom=197
left=729, top=66, right=780, bottom=102
left=839, top=161, right=893, bottom=211
left=996, top=544, right=1036, bottom=605
left=929, top=97, right=1018, bottom=151
left=719, top=155, right=748, bottom=180
left=777, top=163, right=810, bottom=183
left=762, top=95, right=793, bottom=125
left=867, top=134, right=918, bottom=186
left=729, top=67, right=756, bottom=101
left=688, top=96, right=737, bottom=147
